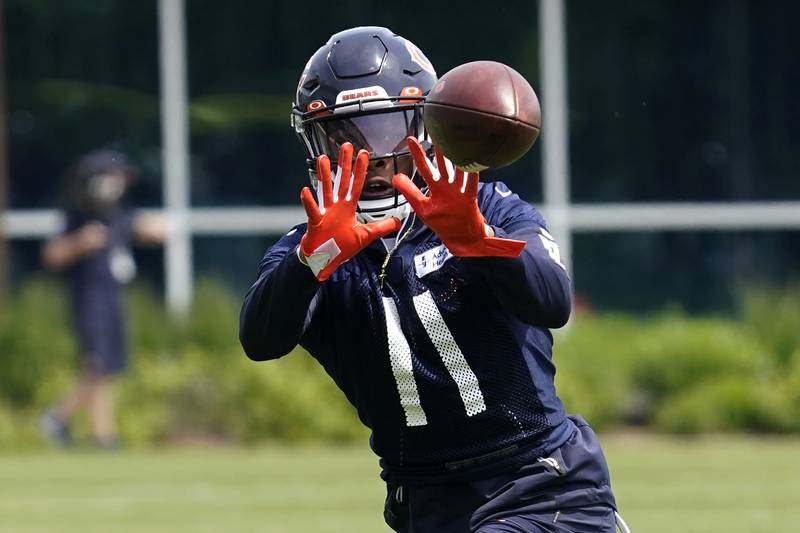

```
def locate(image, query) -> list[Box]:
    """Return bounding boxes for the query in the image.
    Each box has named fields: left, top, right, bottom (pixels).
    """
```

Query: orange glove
left=392, top=137, right=525, bottom=257
left=300, top=143, right=402, bottom=281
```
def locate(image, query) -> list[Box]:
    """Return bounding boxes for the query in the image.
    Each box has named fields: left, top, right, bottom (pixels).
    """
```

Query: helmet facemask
left=292, top=97, right=432, bottom=224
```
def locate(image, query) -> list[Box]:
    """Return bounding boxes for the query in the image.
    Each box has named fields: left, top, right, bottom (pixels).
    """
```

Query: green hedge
left=554, top=308, right=800, bottom=433
left=1, top=278, right=798, bottom=448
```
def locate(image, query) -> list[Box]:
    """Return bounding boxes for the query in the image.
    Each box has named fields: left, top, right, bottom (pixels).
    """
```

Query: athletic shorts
left=74, top=296, right=127, bottom=376
left=384, top=415, right=618, bottom=533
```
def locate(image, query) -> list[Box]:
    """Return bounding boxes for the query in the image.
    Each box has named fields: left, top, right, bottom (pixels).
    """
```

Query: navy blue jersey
left=240, top=182, right=573, bottom=484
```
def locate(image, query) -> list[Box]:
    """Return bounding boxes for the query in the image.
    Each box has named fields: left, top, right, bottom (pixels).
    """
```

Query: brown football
left=423, top=61, right=541, bottom=171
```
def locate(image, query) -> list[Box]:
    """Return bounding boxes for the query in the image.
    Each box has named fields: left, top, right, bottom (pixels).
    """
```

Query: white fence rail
left=5, top=201, right=800, bottom=239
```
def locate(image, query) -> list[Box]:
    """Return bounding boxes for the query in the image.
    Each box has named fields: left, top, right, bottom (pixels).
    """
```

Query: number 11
left=382, top=291, right=487, bottom=427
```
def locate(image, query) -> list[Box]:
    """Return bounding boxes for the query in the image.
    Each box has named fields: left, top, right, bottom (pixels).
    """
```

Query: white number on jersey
left=382, top=291, right=487, bottom=427
left=538, top=228, right=566, bottom=270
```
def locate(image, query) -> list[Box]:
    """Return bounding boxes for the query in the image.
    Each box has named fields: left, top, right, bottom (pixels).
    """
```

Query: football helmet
left=292, top=26, right=437, bottom=223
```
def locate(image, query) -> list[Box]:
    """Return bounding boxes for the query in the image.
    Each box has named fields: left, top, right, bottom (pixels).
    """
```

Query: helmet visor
left=311, top=108, right=422, bottom=161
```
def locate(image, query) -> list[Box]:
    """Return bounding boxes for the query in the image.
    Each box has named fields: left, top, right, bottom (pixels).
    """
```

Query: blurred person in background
left=241, top=27, right=627, bottom=532
left=39, top=150, right=165, bottom=449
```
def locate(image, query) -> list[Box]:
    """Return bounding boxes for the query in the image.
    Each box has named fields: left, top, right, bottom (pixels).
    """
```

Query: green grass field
left=1, top=435, right=798, bottom=533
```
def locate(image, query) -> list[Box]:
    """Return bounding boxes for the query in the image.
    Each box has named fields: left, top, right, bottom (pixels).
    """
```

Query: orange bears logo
left=404, top=40, right=436, bottom=76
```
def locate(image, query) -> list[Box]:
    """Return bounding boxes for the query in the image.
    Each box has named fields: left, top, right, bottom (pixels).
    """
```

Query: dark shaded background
left=5, top=0, right=799, bottom=312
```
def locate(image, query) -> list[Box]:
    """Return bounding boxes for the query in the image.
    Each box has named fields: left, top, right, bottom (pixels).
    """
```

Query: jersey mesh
left=299, top=190, right=565, bottom=478
left=366, top=238, right=554, bottom=468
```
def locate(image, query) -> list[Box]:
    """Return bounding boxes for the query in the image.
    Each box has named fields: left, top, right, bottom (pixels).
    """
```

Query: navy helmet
left=292, top=26, right=437, bottom=222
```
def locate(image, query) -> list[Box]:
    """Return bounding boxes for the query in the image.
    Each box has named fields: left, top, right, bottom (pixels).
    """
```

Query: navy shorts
left=73, top=297, right=127, bottom=376
left=384, top=416, right=617, bottom=533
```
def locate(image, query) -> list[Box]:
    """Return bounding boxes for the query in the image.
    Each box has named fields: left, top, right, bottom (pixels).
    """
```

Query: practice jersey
left=240, top=182, right=574, bottom=485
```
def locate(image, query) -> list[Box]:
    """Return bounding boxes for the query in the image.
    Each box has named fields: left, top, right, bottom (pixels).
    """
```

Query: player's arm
left=239, top=143, right=400, bottom=360
left=239, top=228, right=321, bottom=360
left=41, top=221, right=108, bottom=271
left=467, top=195, right=572, bottom=329
left=132, top=212, right=168, bottom=246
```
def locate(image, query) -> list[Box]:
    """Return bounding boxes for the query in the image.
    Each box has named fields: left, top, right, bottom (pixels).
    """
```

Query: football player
left=240, top=26, right=628, bottom=533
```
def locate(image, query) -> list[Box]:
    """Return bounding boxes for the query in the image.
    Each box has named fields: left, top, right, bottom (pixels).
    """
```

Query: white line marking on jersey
left=382, top=298, right=428, bottom=427
left=412, top=291, right=487, bottom=417
left=538, top=228, right=566, bottom=270
left=495, top=186, right=512, bottom=198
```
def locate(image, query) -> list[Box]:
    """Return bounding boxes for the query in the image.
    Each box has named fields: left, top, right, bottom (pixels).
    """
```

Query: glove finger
left=348, top=149, right=370, bottom=202
left=465, top=172, right=480, bottom=197
left=452, top=167, right=465, bottom=194
left=392, top=173, right=428, bottom=217
left=300, top=186, right=322, bottom=224
left=316, top=155, right=333, bottom=211
left=336, top=143, right=354, bottom=202
left=435, top=146, right=453, bottom=184
left=406, top=136, right=436, bottom=190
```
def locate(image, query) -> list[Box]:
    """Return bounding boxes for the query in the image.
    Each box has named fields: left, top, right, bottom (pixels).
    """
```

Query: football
left=423, top=61, right=541, bottom=171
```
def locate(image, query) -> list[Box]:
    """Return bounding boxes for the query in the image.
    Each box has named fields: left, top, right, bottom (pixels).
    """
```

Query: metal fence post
left=539, top=0, right=572, bottom=278
left=158, top=0, right=192, bottom=318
